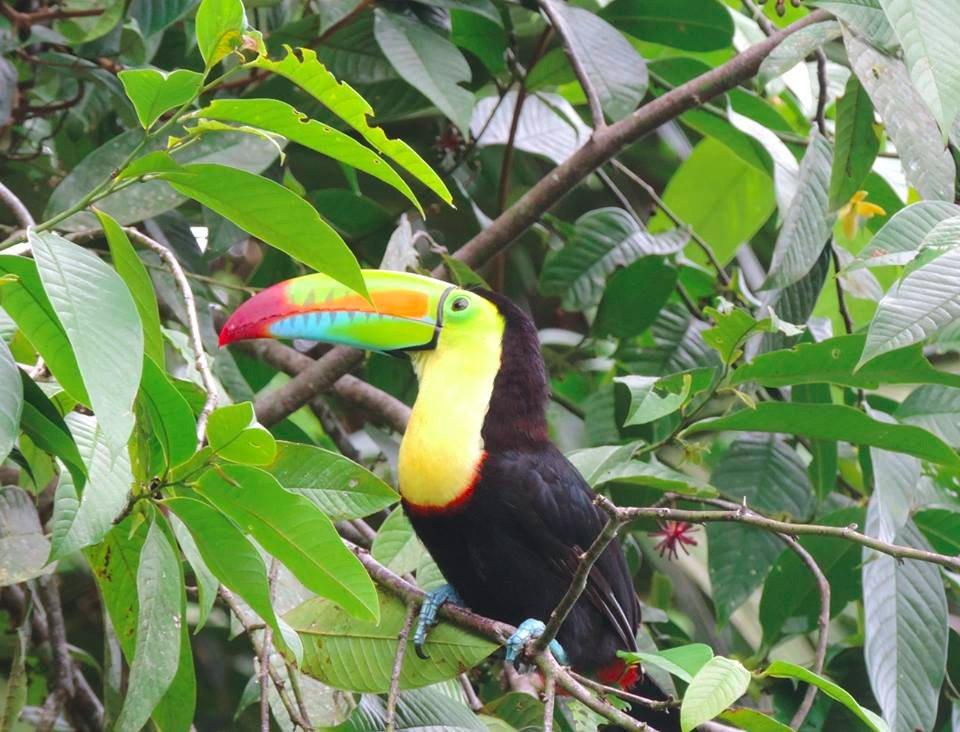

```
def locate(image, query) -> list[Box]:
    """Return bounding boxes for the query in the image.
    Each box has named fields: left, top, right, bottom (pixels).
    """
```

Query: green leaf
left=371, top=506, right=423, bottom=575
left=195, top=0, right=246, bottom=68
left=205, top=401, right=276, bottom=464
left=146, top=162, right=367, bottom=299
left=196, top=464, right=379, bottom=622
left=620, top=643, right=714, bottom=684
left=95, top=210, right=165, bottom=366
left=759, top=507, right=864, bottom=645
left=164, top=495, right=296, bottom=653
left=0, top=339, right=21, bottom=463
left=264, top=441, right=398, bottom=521
left=845, top=27, right=955, bottom=201
left=168, top=512, right=218, bottom=632
left=859, top=247, right=960, bottom=366
left=541, top=0, right=647, bottom=120
left=829, top=76, right=881, bottom=210
left=569, top=445, right=717, bottom=497
left=129, top=0, right=197, bottom=36
left=0, top=486, right=52, bottom=586
left=451, top=9, right=506, bottom=74
left=19, top=373, right=86, bottom=490
left=373, top=8, right=474, bottom=134
left=30, top=230, right=144, bottom=455
left=763, top=660, right=887, bottom=731
left=539, top=208, right=689, bottom=310
left=594, top=257, right=677, bottom=339
left=863, top=511, right=946, bottom=732
left=0, top=255, right=87, bottom=403
left=483, top=691, right=576, bottom=732
left=614, top=373, right=691, bottom=426
left=286, top=590, right=496, bottom=692
left=680, top=656, right=751, bottom=732
left=878, top=0, right=960, bottom=135
left=54, top=0, right=124, bottom=43
left=0, top=619, right=28, bottom=732
left=115, top=520, right=182, bottom=732
left=118, top=68, right=203, bottom=129
left=648, top=138, right=775, bottom=266
left=720, top=708, right=793, bottom=732
left=731, top=334, right=960, bottom=390
left=600, top=0, right=733, bottom=51
left=853, top=201, right=960, bottom=268
left=250, top=47, right=452, bottom=206
left=139, top=357, right=197, bottom=470
left=332, top=687, right=488, bottom=731
left=765, top=133, right=834, bottom=289
left=913, top=508, right=960, bottom=553
left=895, top=385, right=960, bottom=447
left=701, top=307, right=794, bottom=365
left=760, top=20, right=843, bottom=78
left=687, top=402, right=960, bottom=466
left=708, top=523, right=784, bottom=626
left=47, top=128, right=281, bottom=231
left=50, top=413, right=133, bottom=558
left=193, top=98, right=424, bottom=214
left=813, top=0, right=898, bottom=49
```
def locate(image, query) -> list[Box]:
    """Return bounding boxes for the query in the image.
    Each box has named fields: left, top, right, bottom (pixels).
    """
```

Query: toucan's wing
left=485, top=446, right=640, bottom=652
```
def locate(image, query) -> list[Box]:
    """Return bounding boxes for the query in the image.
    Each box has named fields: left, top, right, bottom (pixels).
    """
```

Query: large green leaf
left=829, top=76, right=882, bottom=211
left=193, top=98, right=423, bottom=214
left=115, top=520, right=183, bottom=732
left=648, top=138, right=775, bottom=266
left=763, top=661, right=888, bottom=732
left=759, top=507, right=864, bottom=645
left=205, top=401, right=276, bottom=465
left=50, top=413, right=133, bottom=558
left=286, top=590, right=496, bottom=692
left=913, top=509, right=960, bottom=553
left=251, top=47, right=451, bottom=205
left=95, top=210, right=165, bottom=366
left=196, top=464, right=379, bottom=622
left=118, top=68, right=203, bottom=129
left=140, top=160, right=367, bottom=298
left=859, top=247, right=960, bottom=365
left=168, top=513, right=218, bottom=631
left=600, top=0, right=733, bottom=51
left=0, top=256, right=87, bottom=403
left=264, top=441, right=398, bottom=521
left=765, top=133, right=833, bottom=289
left=128, top=0, right=198, bottom=36
left=569, top=444, right=717, bottom=497
left=0, top=486, right=51, bottom=586
left=686, top=402, right=960, bottom=466
left=19, top=373, right=86, bottom=490
left=895, top=385, right=960, bottom=446
left=680, top=656, right=750, bottom=732
left=863, top=511, right=946, bottom=732
left=731, top=334, right=960, bottom=390
left=614, top=372, right=690, bottom=426
left=195, top=0, right=246, bottom=68
left=30, top=231, right=144, bottom=455
left=813, top=0, right=898, bottom=49
left=541, top=0, right=647, bottom=121
left=708, top=523, right=783, bottom=626
left=138, top=357, right=197, bottom=470
left=620, top=643, right=714, bottom=684
left=371, top=506, right=424, bottom=575
left=853, top=201, right=960, bottom=268
left=332, top=687, right=487, bottom=731
left=540, top=208, right=688, bottom=310
left=845, top=27, right=955, bottom=200
left=46, top=128, right=281, bottom=230
left=878, top=0, right=960, bottom=135
left=595, top=257, right=677, bottom=339
left=373, top=8, right=474, bottom=134
left=451, top=9, right=506, bottom=74
left=0, top=339, right=21, bottom=463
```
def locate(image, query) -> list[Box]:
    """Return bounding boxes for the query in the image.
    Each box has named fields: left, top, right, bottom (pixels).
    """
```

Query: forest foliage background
left=4, top=0, right=960, bottom=730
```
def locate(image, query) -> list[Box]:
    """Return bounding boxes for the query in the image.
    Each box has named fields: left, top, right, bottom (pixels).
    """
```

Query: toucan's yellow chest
left=397, top=324, right=503, bottom=510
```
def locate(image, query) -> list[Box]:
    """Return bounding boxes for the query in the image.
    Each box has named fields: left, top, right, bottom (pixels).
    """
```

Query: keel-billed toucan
left=221, top=270, right=677, bottom=727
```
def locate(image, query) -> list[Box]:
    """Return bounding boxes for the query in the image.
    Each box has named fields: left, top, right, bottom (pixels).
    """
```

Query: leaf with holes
left=205, top=402, right=276, bottom=465
left=195, top=0, right=246, bottom=68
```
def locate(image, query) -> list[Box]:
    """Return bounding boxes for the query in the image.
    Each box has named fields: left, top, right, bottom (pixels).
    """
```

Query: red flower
left=649, top=521, right=699, bottom=560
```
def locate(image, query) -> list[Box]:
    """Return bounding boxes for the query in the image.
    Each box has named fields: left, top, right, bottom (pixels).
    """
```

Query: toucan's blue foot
left=414, top=584, right=463, bottom=660
left=505, top=618, right=570, bottom=667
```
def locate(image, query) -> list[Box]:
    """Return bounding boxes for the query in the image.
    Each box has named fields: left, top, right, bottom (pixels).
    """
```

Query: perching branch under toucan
left=220, top=270, right=679, bottom=729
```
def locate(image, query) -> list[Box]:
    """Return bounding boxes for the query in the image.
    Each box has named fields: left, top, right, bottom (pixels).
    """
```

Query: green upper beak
left=219, top=269, right=456, bottom=353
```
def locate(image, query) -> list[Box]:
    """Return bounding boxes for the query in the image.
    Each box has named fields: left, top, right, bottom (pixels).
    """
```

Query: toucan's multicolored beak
left=219, top=270, right=455, bottom=352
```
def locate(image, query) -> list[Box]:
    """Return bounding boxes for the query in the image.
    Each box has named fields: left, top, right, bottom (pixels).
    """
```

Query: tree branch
left=385, top=602, right=417, bottom=732
left=0, top=182, right=35, bottom=229
left=123, top=227, right=218, bottom=438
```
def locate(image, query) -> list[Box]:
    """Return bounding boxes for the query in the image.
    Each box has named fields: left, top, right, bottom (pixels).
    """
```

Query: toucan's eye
left=451, top=297, right=469, bottom=312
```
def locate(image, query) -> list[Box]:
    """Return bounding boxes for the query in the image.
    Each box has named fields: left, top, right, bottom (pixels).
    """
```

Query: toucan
left=220, top=270, right=679, bottom=729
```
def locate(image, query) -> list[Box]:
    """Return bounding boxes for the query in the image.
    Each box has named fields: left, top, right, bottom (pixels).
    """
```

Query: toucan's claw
left=413, top=584, right=462, bottom=661
left=505, top=619, right=570, bottom=667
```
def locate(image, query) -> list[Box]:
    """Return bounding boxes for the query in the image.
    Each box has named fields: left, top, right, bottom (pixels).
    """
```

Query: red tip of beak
left=218, top=281, right=289, bottom=347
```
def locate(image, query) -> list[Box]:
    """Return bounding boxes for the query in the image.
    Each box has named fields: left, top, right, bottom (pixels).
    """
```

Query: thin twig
left=386, top=603, right=417, bottom=732
left=533, top=500, right=622, bottom=655
left=814, top=49, right=829, bottom=136
left=285, top=661, right=313, bottom=731
left=542, top=667, right=557, bottom=732
left=539, top=0, right=605, bottom=129
left=742, top=0, right=776, bottom=35
left=459, top=673, right=483, bottom=712
left=611, top=159, right=731, bottom=286
left=780, top=536, right=829, bottom=729
left=36, top=577, right=75, bottom=699
left=259, top=559, right=280, bottom=732
left=0, top=181, right=35, bottom=228
left=830, top=243, right=855, bottom=335
left=571, top=671, right=677, bottom=711
left=123, top=226, right=218, bottom=438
